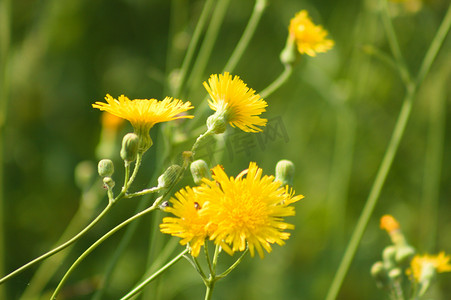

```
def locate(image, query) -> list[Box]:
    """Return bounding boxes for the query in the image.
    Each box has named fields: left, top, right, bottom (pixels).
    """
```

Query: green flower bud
left=280, top=36, right=298, bottom=66
left=190, top=160, right=212, bottom=185
left=158, top=165, right=183, bottom=189
left=75, top=161, right=95, bottom=189
left=395, top=245, right=415, bottom=265
left=382, top=245, right=397, bottom=270
left=388, top=268, right=402, bottom=280
left=371, top=261, right=388, bottom=288
left=207, top=112, right=227, bottom=134
left=120, top=133, right=139, bottom=163
left=275, top=159, right=295, bottom=186
left=98, top=159, right=114, bottom=177
left=103, top=176, right=115, bottom=189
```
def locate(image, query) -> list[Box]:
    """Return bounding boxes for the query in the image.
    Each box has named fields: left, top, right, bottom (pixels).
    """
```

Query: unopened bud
left=158, top=165, right=182, bottom=189
left=280, top=36, right=298, bottom=66
left=382, top=246, right=397, bottom=270
left=388, top=268, right=402, bottom=280
left=103, top=176, right=115, bottom=189
left=190, top=160, right=212, bottom=185
left=121, top=133, right=140, bottom=162
left=395, top=245, right=415, bottom=265
left=207, top=113, right=227, bottom=134
left=98, top=159, right=114, bottom=177
left=371, top=261, right=388, bottom=288
left=275, top=159, right=295, bottom=186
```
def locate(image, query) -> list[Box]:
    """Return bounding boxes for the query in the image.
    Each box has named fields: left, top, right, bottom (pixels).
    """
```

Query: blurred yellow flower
left=203, top=72, right=267, bottom=133
left=160, top=186, right=210, bottom=257
left=201, top=163, right=303, bottom=258
left=101, top=112, right=124, bottom=132
left=380, top=214, right=400, bottom=233
left=93, top=94, right=193, bottom=151
left=407, top=252, right=451, bottom=282
left=289, top=10, right=334, bottom=57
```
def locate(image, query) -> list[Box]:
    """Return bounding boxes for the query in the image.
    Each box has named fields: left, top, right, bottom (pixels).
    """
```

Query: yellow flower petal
left=203, top=73, right=267, bottom=133
left=289, top=10, right=334, bottom=57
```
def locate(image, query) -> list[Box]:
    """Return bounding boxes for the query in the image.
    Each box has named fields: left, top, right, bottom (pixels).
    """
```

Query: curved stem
left=120, top=248, right=189, bottom=300
left=0, top=202, right=114, bottom=285
left=260, top=64, right=293, bottom=99
left=50, top=200, right=163, bottom=299
left=222, top=0, right=268, bottom=73
left=217, top=247, right=248, bottom=279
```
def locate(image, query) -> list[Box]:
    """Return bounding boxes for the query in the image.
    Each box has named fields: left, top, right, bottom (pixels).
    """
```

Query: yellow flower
left=160, top=186, right=210, bottom=257
left=93, top=94, right=194, bottom=151
left=380, top=215, right=400, bottom=233
left=203, top=72, right=267, bottom=133
left=407, top=252, right=451, bottom=282
left=289, top=10, right=334, bottom=57
left=201, top=162, right=303, bottom=258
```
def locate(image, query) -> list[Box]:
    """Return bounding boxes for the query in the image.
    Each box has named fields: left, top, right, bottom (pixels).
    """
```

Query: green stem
left=204, top=280, right=216, bottom=300
left=50, top=198, right=164, bottom=299
left=380, top=0, right=411, bottom=85
left=20, top=179, right=104, bottom=299
left=0, top=0, right=10, bottom=298
left=0, top=202, right=114, bottom=285
left=120, top=248, right=189, bottom=300
left=173, top=0, right=215, bottom=97
left=415, top=4, right=451, bottom=87
left=124, top=186, right=163, bottom=198
left=260, top=64, right=293, bottom=98
left=222, top=0, right=268, bottom=72
left=52, top=159, right=187, bottom=299
left=325, top=2, right=451, bottom=299
left=186, top=0, right=231, bottom=94
left=217, top=248, right=248, bottom=279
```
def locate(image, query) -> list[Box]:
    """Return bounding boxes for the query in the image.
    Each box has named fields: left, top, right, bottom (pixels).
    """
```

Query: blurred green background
left=1, top=0, right=451, bottom=299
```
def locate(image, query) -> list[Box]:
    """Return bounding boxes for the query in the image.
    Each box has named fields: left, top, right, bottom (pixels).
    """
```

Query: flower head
left=160, top=186, right=210, bottom=257
left=93, top=94, right=193, bottom=151
left=161, top=162, right=303, bottom=258
left=380, top=215, right=400, bottom=233
left=201, top=162, right=303, bottom=258
left=407, top=252, right=451, bottom=282
left=203, top=72, right=267, bottom=133
left=289, top=10, right=334, bottom=57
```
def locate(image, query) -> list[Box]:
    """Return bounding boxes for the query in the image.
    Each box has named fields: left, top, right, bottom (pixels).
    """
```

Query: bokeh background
left=1, top=0, right=451, bottom=299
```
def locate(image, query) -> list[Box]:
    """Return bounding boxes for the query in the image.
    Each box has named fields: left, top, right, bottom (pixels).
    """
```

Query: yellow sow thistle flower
left=289, top=10, right=334, bottom=57
left=407, top=252, right=451, bottom=282
left=93, top=94, right=194, bottom=152
left=160, top=186, right=210, bottom=257
left=203, top=72, right=267, bottom=133
left=201, top=162, right=303, bottom=258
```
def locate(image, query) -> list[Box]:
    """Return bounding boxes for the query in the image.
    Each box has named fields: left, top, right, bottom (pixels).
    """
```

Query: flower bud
left=382, top=245, right=397, bottom=270
left=120, top=133, right=139, bottom=162
left=158, top=165, right=183, bottom=189
left=275, top=159, right=295, bottom=186
left=207, top=112, right=227, bottom=134
left=371, top=261, right=388, bottom=288
left=190, top=160, right=212, bottom=185
left=98, top=159, right=114, bottom=177
left=388, top=268, right=402, bottom=280
left=103, top=176, right=115, bottom=189
left=280, top=36, right=298, bottom=66
left=395, top=245, right=415, bottom=265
